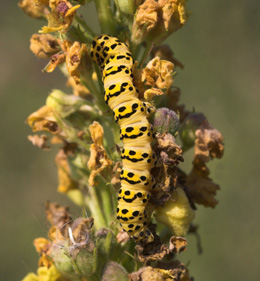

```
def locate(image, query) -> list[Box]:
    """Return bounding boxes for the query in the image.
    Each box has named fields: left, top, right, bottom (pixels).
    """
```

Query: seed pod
left=153, top=108, right=179, bottom=136
left=101, top=261, right=129, bottom=281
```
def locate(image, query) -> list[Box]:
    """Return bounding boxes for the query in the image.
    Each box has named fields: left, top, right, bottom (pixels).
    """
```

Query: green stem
left=99, top=182, right=113, bottom=225
left=94, top=0, right=116, bottom=34
left=75, top=15, right=95, bottom=39
left=139, top=40, right=154, bottom=67
left=87, top=186, right=107, bottom=229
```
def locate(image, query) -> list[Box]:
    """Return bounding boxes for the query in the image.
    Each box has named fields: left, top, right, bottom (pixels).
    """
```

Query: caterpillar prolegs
left=91, top=35, right=156, bottom=243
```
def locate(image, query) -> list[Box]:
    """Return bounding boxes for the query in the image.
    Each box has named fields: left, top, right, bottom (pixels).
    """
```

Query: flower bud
left=115, top=0, right=135, bottom=15
left=51, top=247, right=78, bottom=279
left=101, top=261, right=129, bottom=281
left=46, top=89, right=86, bottom=118
left=76, top=248, right=98, bottom=277
left=155, top=187, right=195, bottom=236
left=153, top=108, right=179, bottom=136
left=179, top=113, right=207, bottom=151
left=96, top=228, right=118, bottom=260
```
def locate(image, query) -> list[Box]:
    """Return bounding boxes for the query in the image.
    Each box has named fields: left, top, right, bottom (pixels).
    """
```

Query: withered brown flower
left=87, top=122, right=113, bottom=186
left=39, top=0, right=80, bottom=33
left=30, top=34, right=60, bottom=59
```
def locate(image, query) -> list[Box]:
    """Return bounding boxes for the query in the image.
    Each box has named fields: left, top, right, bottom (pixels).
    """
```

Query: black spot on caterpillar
left=91, top=35, right=155, bottom=243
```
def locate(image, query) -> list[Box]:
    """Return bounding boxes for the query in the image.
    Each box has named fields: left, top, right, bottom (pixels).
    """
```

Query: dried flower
left=28, top=134, right=51, bottom=150
left=39, top=0, right=80, bottom=33
left=27, top=106, right=60, bottom=134
left=143, top=56, right=174, bottom=90
left=55, top=149, right=78, bottom=193
left=18, top=0, right=49, bottom=19
left=87, top=122, right=113, bottom=186
left=30, top=34, right=60, bottom=59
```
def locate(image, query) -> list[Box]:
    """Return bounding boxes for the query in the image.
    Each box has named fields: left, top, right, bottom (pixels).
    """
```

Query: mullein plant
left=19, top=0, right=224, bottom=280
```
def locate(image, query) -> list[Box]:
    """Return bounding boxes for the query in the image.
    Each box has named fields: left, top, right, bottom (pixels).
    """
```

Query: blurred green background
left=1, top=1, right=259, bottom=280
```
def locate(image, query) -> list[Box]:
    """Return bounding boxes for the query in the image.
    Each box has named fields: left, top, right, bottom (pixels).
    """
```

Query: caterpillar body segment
left=91, top=35, right=155, bottom=243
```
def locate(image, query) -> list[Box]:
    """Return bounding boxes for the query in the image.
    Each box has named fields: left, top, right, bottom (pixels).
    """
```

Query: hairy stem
left=94, top=0, right=116, bottom=35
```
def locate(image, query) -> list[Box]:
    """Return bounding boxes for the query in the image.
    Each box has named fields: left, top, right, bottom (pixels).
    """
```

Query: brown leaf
left=28, top=134, right=51, bottom=150
left=186, top=167, right=220, bottom=208
left=135, top=225, right=169, bottom=263
left=194, top=123, right=224, bottom=169
left=30, top=33, right=59, bottom=59
left=45, top=202, right=72, bottom=236
left=156, top=133, right=183, bottom=164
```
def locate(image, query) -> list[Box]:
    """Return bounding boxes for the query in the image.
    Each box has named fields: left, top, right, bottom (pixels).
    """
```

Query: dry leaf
left=194, top=123, right=224, bottom=169
left=186, top=167, right=220, bottom=208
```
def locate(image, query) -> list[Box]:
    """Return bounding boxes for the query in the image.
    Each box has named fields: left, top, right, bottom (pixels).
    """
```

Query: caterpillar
left=91, top=35, right=156, bottom=243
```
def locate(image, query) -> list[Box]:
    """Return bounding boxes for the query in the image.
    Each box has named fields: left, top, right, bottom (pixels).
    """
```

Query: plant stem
left=94, top=0, right=116, bottom=35
left=75, top=15, right=96, bottom=38
left=87, top=186, right=107, bottom=229
left=139, top=40, right=154, bottom=67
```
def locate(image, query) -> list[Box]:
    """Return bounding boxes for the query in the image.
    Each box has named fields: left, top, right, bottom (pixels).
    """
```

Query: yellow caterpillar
left=91, top=35, right=155, bottom=243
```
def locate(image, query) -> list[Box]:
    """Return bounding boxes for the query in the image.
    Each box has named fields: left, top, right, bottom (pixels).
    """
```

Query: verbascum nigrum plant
left=19, top=0, right=224, bottom=280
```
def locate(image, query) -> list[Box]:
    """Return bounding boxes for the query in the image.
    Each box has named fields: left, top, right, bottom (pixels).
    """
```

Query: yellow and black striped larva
left=91, top=35, right=156, bottom=243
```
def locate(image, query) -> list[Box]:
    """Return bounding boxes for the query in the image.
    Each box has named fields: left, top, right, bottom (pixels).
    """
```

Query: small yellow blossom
left=21, top=264, right=67, bottom=281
